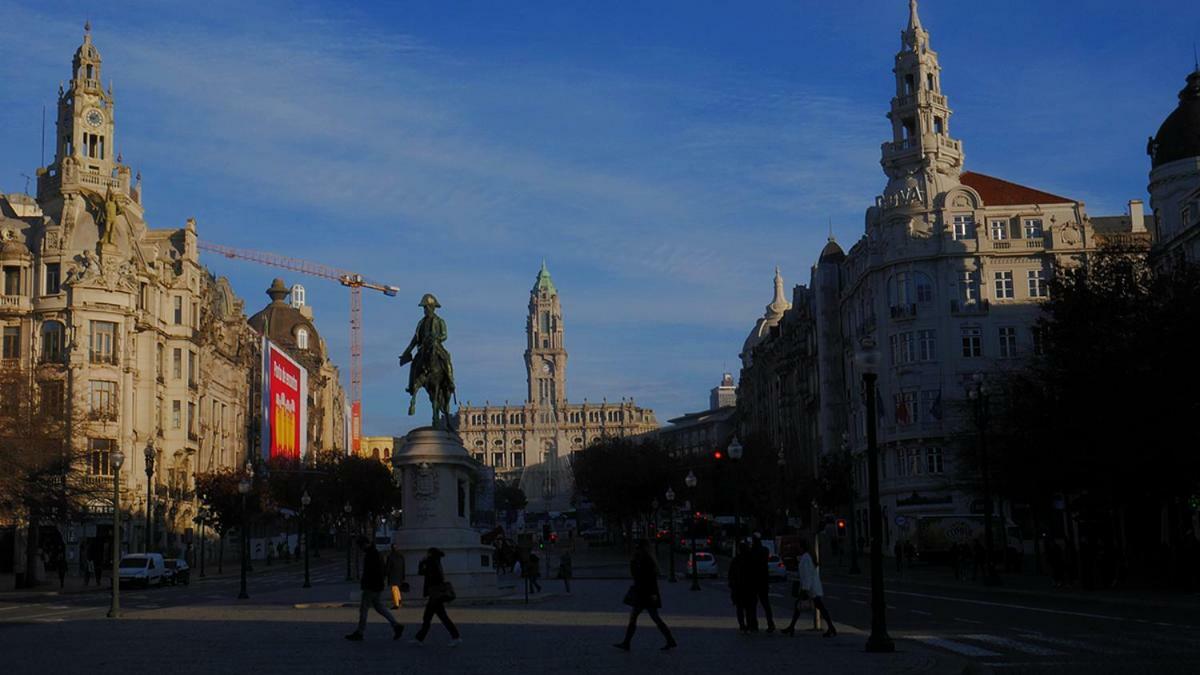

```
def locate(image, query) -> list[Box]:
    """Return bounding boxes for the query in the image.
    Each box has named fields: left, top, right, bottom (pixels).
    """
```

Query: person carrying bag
left=411, top=547, right=461, bottom=646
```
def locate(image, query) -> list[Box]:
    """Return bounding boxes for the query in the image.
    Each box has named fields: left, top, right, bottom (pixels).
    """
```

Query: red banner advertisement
left=262, top=338, right=308, bottom=461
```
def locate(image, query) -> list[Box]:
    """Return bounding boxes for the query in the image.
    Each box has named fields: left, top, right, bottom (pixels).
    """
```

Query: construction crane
left=197, top=241, right=400, bottom=454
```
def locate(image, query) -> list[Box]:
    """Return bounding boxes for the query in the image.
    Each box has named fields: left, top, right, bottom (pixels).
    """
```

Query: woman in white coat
left=781, top=540, right=836, bottom=637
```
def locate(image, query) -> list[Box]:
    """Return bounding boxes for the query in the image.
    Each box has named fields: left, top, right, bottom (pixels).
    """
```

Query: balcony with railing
left=889, top=303, right=918, bottom=320
left=0, top=295, right=30, bottom=313
left=1025, top=239, right=1045, bottom=249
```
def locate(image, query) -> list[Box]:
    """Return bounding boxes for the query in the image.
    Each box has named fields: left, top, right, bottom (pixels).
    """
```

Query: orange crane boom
left=198, top=241, right=399, bottom=454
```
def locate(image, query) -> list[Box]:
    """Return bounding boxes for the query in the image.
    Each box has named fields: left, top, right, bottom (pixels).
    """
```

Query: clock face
left=541, top=363, right=551, bottom=374
left=85, top=109, right=104, bottom=128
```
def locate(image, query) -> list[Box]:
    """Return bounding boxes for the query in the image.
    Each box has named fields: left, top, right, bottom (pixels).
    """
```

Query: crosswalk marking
left=908, top=635, right=1002, bottom=657
left=1016, top=634, right=1131, bottom=655
left=962, top=634, right=1066, bottom=656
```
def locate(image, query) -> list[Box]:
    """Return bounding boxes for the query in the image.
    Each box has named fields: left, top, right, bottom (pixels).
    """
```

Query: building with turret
left=454, top=263, right=658, bottom=513
left=835, top=0, right=1146, bottom=548
left=247, top=280, right=347, bottom=456
left=1147, top=67, right=1200, bottom=267
left=0, top=26, right=258, bottom=577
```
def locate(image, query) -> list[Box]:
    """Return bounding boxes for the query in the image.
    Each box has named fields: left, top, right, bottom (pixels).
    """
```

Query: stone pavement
left=0, top=562, right=969, bottom=675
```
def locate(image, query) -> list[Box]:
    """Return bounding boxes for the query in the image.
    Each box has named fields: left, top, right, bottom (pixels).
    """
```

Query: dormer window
left=296, top=328, right=309, bottom=350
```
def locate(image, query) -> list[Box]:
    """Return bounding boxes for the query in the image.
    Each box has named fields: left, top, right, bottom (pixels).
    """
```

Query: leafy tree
left=494, top=481, right=528, bottom=513
left=986, top=249, right=1200, bottom=581
left=0, top=366, right=101, bottom=587
left=571, top=436, right=678, bottom=536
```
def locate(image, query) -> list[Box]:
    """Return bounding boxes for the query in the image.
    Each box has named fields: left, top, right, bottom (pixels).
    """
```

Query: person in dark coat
left=614, top=539, right=676, bottom=651
left=344, top=537, right=404, bottom=642
left=728, top=542, right=757, bottom=632
left=557, top=552, right=573, bottom=593
left=412, top=547, right=461, bottom=646
left=527, top=552, right=542, bottom=592
left=386, top=544, right=406, bottom=609
left=750, top=534, right=776, bottom=632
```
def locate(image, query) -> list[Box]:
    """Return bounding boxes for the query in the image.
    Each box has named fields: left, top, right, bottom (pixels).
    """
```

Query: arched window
left=41, top=321, right=65, bottom=363
left=296, top=328, right=309, bottom=350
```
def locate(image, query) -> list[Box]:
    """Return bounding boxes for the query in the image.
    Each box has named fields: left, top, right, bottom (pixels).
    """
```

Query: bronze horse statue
left=399, top=293, right=456, bottom=430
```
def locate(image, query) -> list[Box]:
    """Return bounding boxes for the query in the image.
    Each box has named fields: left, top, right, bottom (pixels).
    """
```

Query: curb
left=294, top=592, right=562, bottom=610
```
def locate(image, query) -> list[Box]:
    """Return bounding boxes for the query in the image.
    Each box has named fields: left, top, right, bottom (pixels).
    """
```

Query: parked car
left=165, top=558, right=190, bottom=586
left=766, top=553, right=787, bottom=580
left=686, top=551, right=719, bottom=578
left=118, top=553, right=165, bottom=588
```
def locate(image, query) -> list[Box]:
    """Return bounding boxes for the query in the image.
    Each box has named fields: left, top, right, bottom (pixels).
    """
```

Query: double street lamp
left=665, top=487, right=677, bottom=583
left=856, top=337, right=894, bottom=653
left=685, top=470, right=700, bottom=591
left=144, top=442, right=155, bottom=553
left=301, top=489, right=312, bottom=589
left=107, top=448, right=126, bottom=619
left=968, top=373, right=1002, bottom=587
left=237, top=461, right=252, bottom=600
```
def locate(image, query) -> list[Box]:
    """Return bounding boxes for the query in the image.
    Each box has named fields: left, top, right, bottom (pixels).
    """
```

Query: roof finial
left=828, top=217, right=835, bottom=241
left=908, top=0, right=922, bottom=31
left=84, top=19, right=91, bottom=34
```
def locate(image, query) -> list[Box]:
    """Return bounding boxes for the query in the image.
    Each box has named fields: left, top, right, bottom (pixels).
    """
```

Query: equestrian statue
left=399, top=293, right=456, bottom=430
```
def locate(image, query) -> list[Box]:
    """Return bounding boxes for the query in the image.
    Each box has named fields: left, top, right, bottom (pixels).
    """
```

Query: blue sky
left=1, top=1, right=1196, bottom=435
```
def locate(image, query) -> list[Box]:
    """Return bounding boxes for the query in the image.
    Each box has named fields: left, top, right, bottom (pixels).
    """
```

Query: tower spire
left=767, top=266, right=789, bottom=316
left=907, top=0, right=922, bottom=32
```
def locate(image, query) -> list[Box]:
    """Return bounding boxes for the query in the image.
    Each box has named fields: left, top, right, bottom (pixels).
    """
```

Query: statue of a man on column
left=399, top=293, right=456, bottom=429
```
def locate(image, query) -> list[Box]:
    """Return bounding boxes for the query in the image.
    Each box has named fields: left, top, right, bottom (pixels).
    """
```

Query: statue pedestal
left=391, top=427, right=499, bottom=599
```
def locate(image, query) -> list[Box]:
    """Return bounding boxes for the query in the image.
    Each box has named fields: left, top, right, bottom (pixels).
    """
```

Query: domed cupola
left=1148, top=69, right=1200, bottom=168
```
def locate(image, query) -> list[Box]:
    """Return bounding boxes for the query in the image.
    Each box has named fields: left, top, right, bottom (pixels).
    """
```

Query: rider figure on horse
left=399, top=293, right=456, bottom=429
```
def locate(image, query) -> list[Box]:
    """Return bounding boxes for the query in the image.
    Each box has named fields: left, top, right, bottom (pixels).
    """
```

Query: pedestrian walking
left=613, top=539, right=676, bottom=651
left=411, top=547, right=461, bottom=646
left=557, top=551, right=573, bottom=593
left=894, top=540, right=904, bottom=575
left=54, top=550, right=67, bottom=589
left=781, top=540, right=835, bottom=638
left=527, top=552, right=542, bottom=593
left=750, top=534, right=776, bottom=632
left=728, top=541, right=756, bottom=633
left=344, top=536, right=404, bottom=642
left=387, top=544, right=407, bottom=609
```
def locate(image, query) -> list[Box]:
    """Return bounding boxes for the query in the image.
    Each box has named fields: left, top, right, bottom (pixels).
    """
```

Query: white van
left=118, top=553, right=166, bottom=588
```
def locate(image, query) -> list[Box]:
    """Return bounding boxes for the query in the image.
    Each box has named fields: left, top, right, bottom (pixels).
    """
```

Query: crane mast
left=197, top=241, right=399, bottom=454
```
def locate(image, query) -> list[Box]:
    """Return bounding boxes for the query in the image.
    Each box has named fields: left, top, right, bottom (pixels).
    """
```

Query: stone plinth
left=390, top=427, right=498, bottom=599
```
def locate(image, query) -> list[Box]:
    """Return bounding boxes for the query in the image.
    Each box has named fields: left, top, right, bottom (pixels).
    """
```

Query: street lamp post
left=301, top=489, right=312, bottom=589
left=107, top=448, right=125, bottom=619
left=198, top=506, right=208, bottom=578
left=344, top=501, right=353, bottom=581
left=237, top=462, right=252, bottom=600
left=843, top=432, right=862, bottom=575
left=856, top=337, right=894, bottom=653
left=968, top=373, right=1002, bottom=587
left=665, top=487, right=677, bottom=583
left=727, top=437, right=743, bottom=542
left=685, top=470, right=700, bottom=591
left=777, top=449, right=787, bottom=532
left=144, top=442, right=155, bottom=552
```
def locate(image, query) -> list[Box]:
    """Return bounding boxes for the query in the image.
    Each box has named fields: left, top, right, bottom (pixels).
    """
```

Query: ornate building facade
left=834, top=1, right=1146, bottom=548
left=248, top=280, right=347, bottom=456
left=0, top=27, right=258, bottom=575
left=454, top=263, right=658, bottom=512
left=1147, top=67, right=1200, bottom=267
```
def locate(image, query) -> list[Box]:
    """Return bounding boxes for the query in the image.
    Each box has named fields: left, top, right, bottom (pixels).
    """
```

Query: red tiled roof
left=960, top=171, right=1074, bottom=206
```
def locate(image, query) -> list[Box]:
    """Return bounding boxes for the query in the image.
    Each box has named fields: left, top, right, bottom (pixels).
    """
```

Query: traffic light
left=836, top=518, right=847, bottom=538
left=549, top=532, right=558, bottom=544
left=542, top=524, right=551, bottom=540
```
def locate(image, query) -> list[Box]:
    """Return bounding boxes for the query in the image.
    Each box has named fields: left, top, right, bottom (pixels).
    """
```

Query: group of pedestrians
left=728, top=535, right=776, bottom=633
left=343, top=536, right=460, bottom=647
left=346, top=533, right=834, bottom=651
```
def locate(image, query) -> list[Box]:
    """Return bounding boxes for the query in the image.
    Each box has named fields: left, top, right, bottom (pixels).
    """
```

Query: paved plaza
left=3, top=551, right=1200, bottom=674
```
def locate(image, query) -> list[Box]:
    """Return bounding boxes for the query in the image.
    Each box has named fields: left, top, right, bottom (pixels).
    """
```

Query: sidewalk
left=823, top=557, right=1200, bottom=611
left=0, top=558, right=308, bottom=601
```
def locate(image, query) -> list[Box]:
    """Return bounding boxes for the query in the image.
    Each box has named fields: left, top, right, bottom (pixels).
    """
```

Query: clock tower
left=525, top=261, right=567, bottom=409
left=57, top=23, right=117, bottom=179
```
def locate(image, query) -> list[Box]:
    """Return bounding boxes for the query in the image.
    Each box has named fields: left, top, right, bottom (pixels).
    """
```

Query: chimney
left=1129, top=199, right=1146, bottom=233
